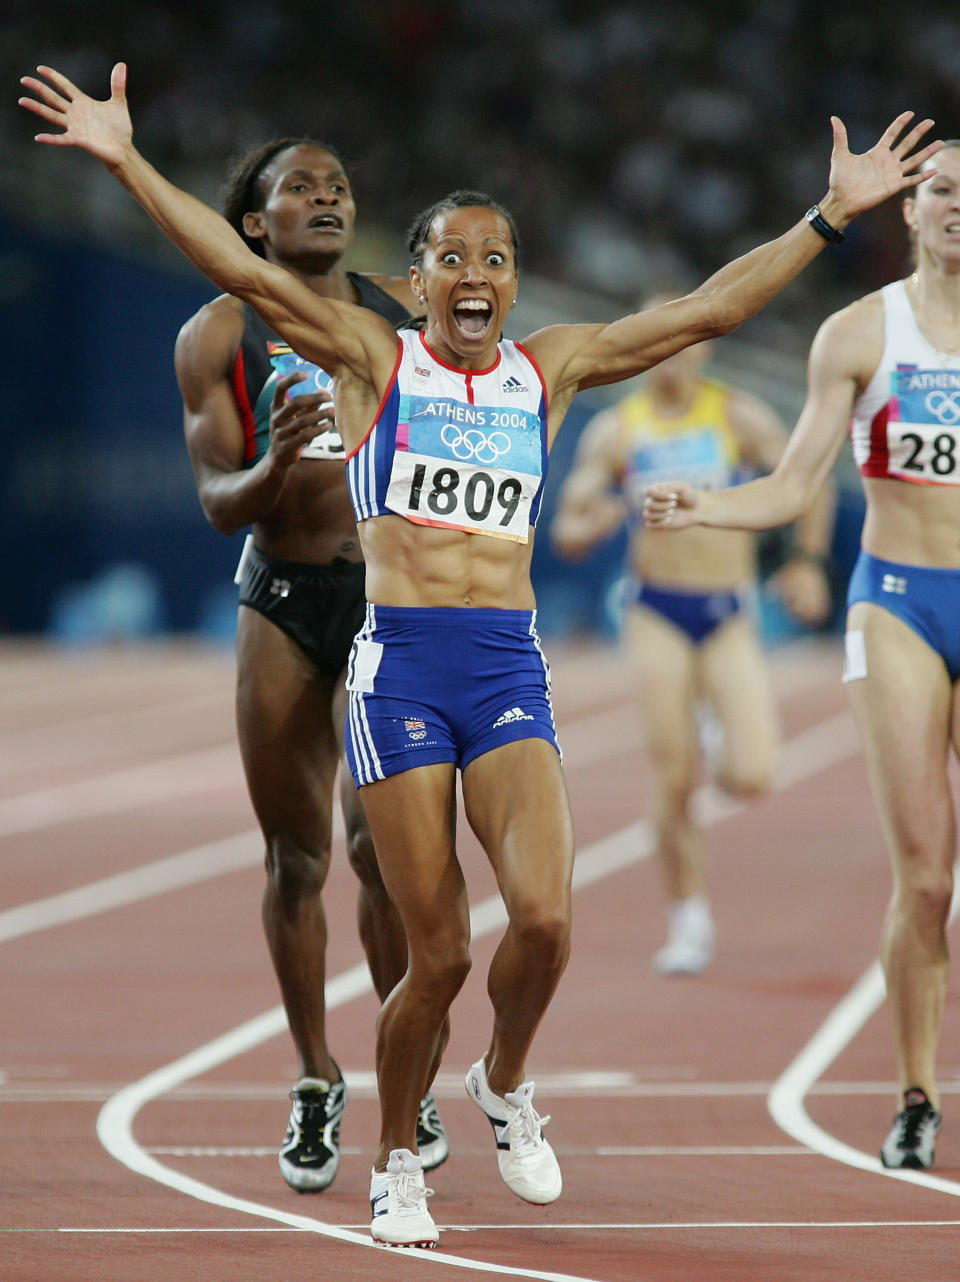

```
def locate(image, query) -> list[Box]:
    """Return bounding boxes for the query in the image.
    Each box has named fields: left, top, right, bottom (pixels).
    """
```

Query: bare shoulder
left=809, top=289, right=885, bottom=388
left=822, top=289, right=884, bottom=337
left=176, top=293, right=243, bottom=353
left=520, top=321, right=606, bottom=392
left=174, top=293, right=244, bottom=385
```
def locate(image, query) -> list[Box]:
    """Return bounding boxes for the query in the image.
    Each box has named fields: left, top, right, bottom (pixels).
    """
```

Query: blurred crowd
left=5, top=0, right=959, bottom=356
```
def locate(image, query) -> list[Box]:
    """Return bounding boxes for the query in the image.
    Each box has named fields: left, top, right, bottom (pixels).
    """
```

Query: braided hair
left=406, top=190, right=520, bottom=269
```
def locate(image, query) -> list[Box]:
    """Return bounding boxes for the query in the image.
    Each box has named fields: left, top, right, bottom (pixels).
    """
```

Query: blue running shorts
left=633, top=581, right=744, bottom=645
left=344, top=604, right=561, bottom=785
left=846, top=550, right=960, bottom=681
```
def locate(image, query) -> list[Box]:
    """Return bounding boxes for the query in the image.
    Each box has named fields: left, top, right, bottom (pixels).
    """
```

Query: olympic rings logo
left=925, top=390, right=960, bottom=425
left=440, top=423, right=512, bottom=463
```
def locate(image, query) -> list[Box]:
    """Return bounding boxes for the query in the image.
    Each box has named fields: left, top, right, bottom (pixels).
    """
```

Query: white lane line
left=0, top=744, right=243, bottom=839
left=19, top=1077, right=960, bottom=1102
left=145, top=1144, right=812, bottom=1158
left=41, top=1219, right=960, bottom=1232
left=96, top=708, right=862, bottom=1279
left=94, top=999, right=598, bottom=1282
left=0, top=832, right=262, bottom=944
left=22, top=1077, right=960, bottom=1103
left=768, top=893, right=960, bottom=1194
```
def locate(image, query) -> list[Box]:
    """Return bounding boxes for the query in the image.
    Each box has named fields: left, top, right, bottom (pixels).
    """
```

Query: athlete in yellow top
left=552, top=325, right=834, bottom=974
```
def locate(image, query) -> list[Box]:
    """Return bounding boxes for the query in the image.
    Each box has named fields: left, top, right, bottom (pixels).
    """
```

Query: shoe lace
left=506, top=1096, right=551, bottom=1155
left=394, top=1170, right=434, bottom=1211
left=290, top=1087, right=332, bottom=1146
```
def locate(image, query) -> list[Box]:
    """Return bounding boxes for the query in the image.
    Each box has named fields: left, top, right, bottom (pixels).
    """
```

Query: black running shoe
left=279, top=1071, right=347, bottom=1192
left=416, top=1091, right=450, bottom=1171
left=880, top=1086, right=941, bottom=1170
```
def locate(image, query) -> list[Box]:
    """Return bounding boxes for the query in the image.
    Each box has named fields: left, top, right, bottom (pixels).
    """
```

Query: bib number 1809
left=407, top=462, right=522, bottom=527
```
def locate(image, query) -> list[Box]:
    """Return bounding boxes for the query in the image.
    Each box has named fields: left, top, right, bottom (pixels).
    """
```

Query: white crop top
left=346, top=330, right=549, bottom=542
left=850, top=280, right=960, bottom=485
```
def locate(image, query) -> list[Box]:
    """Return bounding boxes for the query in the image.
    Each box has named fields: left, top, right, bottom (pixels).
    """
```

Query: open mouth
left=308, top=213, right=343, bottom=231
left=453, top=299, right=492, bottom=337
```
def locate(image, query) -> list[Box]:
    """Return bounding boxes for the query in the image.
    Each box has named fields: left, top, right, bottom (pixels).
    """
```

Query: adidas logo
left=493, top=706, right=534, bottom=728
left=502, top=375, right=528, bottom=393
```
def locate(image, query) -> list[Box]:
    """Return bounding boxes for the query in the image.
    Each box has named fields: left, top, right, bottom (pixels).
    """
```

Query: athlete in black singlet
left=172, top=138, right=448, bottom=1194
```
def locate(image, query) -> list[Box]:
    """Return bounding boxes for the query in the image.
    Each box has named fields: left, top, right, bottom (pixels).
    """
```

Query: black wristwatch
left=805, top=205, right=844, bottom=244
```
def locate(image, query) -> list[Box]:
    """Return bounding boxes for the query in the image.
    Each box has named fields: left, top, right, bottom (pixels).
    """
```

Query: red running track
left=1, top=635, right=959, bottom=1282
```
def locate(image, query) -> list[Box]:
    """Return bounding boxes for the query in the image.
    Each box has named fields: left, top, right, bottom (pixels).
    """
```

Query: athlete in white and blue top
left=344, top=327, right=558, bottom=789
left=347, top=327, right=548, bottom=540
left=33, top=58, right=941, bottom=1242
left=645, top=141, right=960, bottom=1174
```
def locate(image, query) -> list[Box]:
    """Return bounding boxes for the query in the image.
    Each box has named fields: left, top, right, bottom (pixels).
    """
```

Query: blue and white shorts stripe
left=344, top=604, right=561, bottom=786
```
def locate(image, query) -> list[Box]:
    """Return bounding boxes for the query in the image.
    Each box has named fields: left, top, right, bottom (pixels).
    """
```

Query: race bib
left=384, top=393, right=543, bottom=541
left=269, top=348, right=343, bottom=460
left=885, top=365, right=960, bottom=484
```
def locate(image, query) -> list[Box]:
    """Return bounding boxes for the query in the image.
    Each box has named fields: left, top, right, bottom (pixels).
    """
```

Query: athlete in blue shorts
left=645, top=142, right=960, bottom=1172
left=29, top=61, right=939, bottom=1239
left=552, top=326, right=832, bottom=976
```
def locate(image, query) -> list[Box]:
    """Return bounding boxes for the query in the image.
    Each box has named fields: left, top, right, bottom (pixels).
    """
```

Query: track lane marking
left=769, top=885, right=960, bottom=1196
left=0, top=832, right=262, bottom=944
left=6, top=1218, right=957, bottom=1234
left=95, top=708, right=864, bottom=1279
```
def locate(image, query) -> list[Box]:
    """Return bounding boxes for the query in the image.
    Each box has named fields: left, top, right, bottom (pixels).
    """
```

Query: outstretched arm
left=18, top=63, right=380, bottom=379
left=535, top=112, right=941, bottom=396
left=643, top=305, right=863, bottom=534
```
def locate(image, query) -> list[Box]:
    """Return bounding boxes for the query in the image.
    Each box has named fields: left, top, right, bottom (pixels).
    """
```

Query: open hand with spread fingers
left=825, top=112, right=941, bottom=223
left=18, top=61, right=133, bottom=169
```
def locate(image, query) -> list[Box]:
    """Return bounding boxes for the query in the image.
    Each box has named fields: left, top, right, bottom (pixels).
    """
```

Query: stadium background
left=3, top=0, right=958, bottom=642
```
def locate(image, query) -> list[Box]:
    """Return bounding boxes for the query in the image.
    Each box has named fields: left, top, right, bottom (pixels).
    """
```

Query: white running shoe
left=369, top=1148, right=438, bottom=1248
left=652, top=931, right=714, bottom=975
left=465, top=1057, right=562, bottom=1205
left=652, top=897, right=715, bottom=976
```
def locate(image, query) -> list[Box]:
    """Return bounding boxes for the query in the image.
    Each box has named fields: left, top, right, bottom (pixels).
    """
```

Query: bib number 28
left=901, top=430, right=958, bottom=477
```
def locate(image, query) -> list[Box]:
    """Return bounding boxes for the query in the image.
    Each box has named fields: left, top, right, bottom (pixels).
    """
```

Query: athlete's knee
left=717, top=759, right=774, bottom=800
left=411, top=934, right=472, bottom=1003
left=508, top=899, right=572, bottom=969
left=345, top=816, right=384, bottom=890
left=897, top=862, right=954, bottom=932
left=651, top=757, right=698, bottom=814
left=263, top=834, right=331, bottom=910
